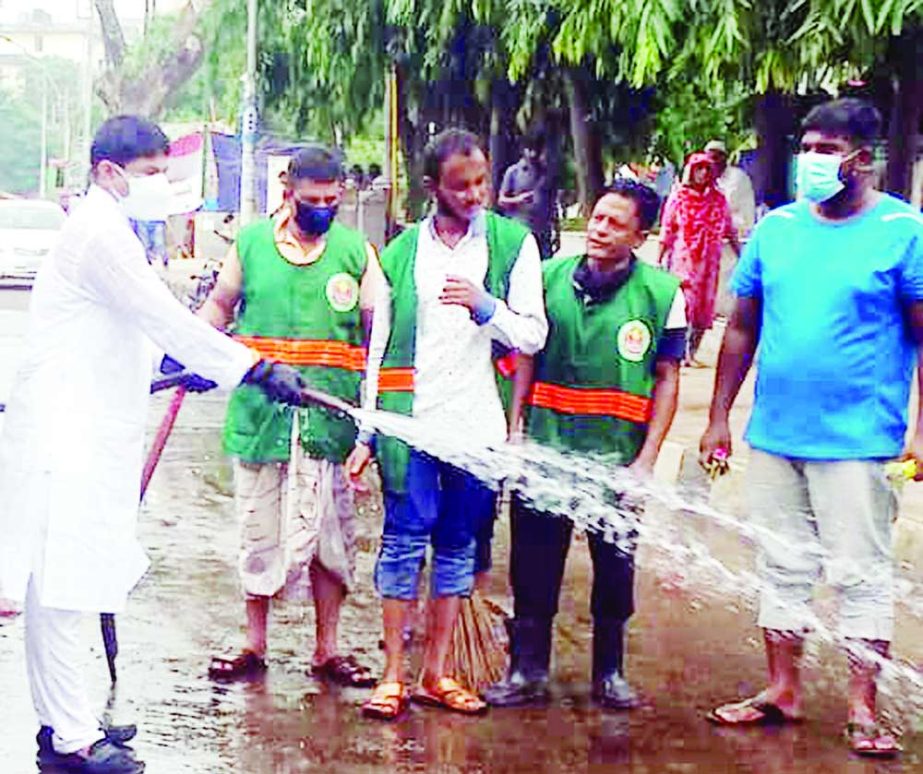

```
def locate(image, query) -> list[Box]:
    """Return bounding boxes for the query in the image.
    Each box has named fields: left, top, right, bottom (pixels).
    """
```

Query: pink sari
left=661, top=155, right=734, bottom=329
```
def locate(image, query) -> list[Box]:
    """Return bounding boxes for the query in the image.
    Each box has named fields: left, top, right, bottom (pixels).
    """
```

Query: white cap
left=704, top=140, right=727, bottom=154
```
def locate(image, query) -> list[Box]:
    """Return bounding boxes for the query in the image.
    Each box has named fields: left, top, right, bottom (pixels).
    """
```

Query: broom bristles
left=448, top=590, right=509, bottom=693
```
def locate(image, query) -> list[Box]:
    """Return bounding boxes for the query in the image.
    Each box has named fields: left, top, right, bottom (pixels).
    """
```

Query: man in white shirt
left=0, top=116, right=305, bottom=773
left=348, top=129, right=547, bottom=719
left=705, top=140, right=756, bottom=237
left=705, top=140, right=756, bottom=317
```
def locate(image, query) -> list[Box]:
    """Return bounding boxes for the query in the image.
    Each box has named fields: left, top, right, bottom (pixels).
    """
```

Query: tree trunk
left=885, top=30, right=923, bottom=201
left=753, top=91, right=795, bottom=209
left=95, top=0, right=209, bottom=119
left=94, top=0, right=126, bottom=69
left=489, top=78, right=519, bottom=201
left=396, top=65, right=430, bottom=221
left=563, top=66, right=604, bottom=215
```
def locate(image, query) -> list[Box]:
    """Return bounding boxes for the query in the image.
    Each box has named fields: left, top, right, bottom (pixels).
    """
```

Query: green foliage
left=651, top=80, right=755, bottom=168
left=0, top=86, right=41, bottom=194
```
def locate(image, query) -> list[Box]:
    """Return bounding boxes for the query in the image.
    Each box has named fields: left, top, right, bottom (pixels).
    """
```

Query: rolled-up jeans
left=748, top=449, right=897, bottom=641
left=375, top=451, right=496, bottom=600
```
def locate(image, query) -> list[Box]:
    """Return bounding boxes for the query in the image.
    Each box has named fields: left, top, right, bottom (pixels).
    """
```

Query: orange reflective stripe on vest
left=378, top=367, right=415, bottom=393
left=235, top=335, right=367, bottom=371
left=528, top=382, right=652, bottom=424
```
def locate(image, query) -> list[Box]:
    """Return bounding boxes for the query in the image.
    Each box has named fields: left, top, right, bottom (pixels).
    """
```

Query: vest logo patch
left=617, top=320, right=651, bottom=362
left=326, top=273, right=359, bottom=312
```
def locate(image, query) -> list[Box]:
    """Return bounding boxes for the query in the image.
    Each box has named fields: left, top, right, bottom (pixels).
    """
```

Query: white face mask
left=115, top=168, right=174, bottom=222
left=795, top=151, right=854, bottom=204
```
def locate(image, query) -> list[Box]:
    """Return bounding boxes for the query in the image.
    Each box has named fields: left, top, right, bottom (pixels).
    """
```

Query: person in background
left=0, top=115, right=305, bottom=774
left=348, top=128, right=547, bottom=720
left=368, top=163, right=385, bottom=189
left=704, top=140, right=756, bottom=238
left=199, top=145, right=379, bottom=688
left=659, top=153, right=740, bottom=366
left=700, top=98, right=923, bottom=759
left=498, top=131, right=555, bottom=259
left=348, top=163, right=366, bottom=190
left=486, top=180, right=685, bottom=710
left=650, top=154, right=677, bottom=204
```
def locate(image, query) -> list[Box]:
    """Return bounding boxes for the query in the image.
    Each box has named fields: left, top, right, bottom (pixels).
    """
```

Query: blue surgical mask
left=294, top=201, right=337, bottom=235
left=795, top=151, right=850, bottom=203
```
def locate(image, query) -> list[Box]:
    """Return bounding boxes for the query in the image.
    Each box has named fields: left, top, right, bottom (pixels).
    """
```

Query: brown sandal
left=362, top=682, right=409, bottom=720
left=207, top=651, right=267, bottom=682
left=844, top=722, right=901, bottom=758
left=413, top=676, right=488, bottom=715
left=706, top=696, right=803, bottom=726
left=311, top=655, right=376, bottom=687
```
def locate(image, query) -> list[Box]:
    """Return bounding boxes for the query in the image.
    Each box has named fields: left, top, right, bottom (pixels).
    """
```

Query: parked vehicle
left=0, top=199, right=66, bottom=282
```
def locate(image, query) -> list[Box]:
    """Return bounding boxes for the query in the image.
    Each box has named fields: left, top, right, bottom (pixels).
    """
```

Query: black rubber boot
left=484, top=617, right=553, bottom=707
left=591, top=618, right=640, bottom=710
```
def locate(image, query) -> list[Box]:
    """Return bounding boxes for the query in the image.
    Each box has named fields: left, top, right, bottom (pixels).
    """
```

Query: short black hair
left=523, top=130, right=545, bottom=153
left=423, top=128, right=483, bottom=181
left=288, top=144, right=343, bottom=182
left=604, top=180, right=661, bottom=232
left=368, top=163, right=382, bottom=177
left=802, top=98, right=882, bottom=147
left=90, top=115, right=170, bottom=168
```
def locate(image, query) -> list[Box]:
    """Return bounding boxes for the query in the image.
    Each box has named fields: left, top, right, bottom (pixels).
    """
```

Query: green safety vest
left=223, top=218, right=368, bottom=463
left=526, top=255, right=679, bottom=464
left=376, top=211, right=529, bottom=492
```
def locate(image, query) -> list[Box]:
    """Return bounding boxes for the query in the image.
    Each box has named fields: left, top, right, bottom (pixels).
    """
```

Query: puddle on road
left=1, top=395, right=922, bottom=771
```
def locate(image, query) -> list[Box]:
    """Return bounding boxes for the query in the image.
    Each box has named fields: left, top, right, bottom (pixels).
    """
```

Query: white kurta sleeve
left=485, top=233, right=548, bottom=355
left=362, top=273, right=392, bottom=414
left=79, top=231, right=256, bottom=390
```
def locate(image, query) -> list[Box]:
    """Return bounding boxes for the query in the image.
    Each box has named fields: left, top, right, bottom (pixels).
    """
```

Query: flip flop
left=207, top=651, right=267, bottom=682
left=362, top=682, right=409, bottom=721
left=311, top=655, right=376, bottom=687
left=844, top=722, right=901, bottom=758
left=412, top=676, right=488, bottom=716
left=706, top=697, right=803, bottom=726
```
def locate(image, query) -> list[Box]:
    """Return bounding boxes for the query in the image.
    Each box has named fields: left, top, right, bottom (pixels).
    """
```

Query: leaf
left=859, top=0, right=876, bottom=33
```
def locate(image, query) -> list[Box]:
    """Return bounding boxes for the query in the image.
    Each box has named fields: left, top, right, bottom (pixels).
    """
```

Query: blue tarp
left=211, top=133, right=307, bottom=213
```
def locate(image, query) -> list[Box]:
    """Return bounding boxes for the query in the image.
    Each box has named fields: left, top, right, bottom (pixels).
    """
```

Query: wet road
left=1, top=285, right=923, bottom=772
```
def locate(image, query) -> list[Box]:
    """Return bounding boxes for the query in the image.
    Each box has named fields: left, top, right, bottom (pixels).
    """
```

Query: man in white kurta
left=0, top=116, right=303, bottom=772
left=704, top=140, right=757, bottom=317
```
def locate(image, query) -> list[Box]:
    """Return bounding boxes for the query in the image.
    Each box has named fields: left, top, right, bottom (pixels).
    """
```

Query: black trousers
left=510, top=496, right=635, bottom=622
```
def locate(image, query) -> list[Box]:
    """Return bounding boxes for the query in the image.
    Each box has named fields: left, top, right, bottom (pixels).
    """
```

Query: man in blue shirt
left=700, top=98, right=923, bottom=758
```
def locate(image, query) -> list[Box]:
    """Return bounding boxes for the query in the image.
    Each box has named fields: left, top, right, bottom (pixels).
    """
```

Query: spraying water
left=334, top=403, right=923, bottom=727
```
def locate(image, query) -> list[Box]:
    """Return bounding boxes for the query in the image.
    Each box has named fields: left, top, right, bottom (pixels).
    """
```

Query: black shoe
left=38, top=738, right=144, bottom=773
left=484, top=671, right=551, bottom=707
left=38, top=724, right=138, bottom=755
left=592, top=671, right=640, bottom=711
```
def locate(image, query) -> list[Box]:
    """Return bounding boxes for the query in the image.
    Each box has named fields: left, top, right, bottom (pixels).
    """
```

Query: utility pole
left=238, top=0, right=259, bottom=225
left=384, top=65, right=398, bottom=239
left=39, top=76, right=48, bottom=197
left=83, top=10, right=94, bottom=184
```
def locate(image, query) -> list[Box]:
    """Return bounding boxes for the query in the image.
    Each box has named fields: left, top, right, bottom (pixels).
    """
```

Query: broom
left=447, top=591, right=510, bottom=694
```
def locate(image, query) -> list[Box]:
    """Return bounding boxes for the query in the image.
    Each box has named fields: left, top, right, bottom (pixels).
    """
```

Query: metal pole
left=39, top=74, right=48, bottom=197
left=83, top=14, right=94, bottom=183
left=383, top=65, right=397, bottom=239
left=238, top=0, right=259, bottom=225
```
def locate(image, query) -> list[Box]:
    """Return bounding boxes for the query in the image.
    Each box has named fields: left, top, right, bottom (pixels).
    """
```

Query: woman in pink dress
left=659, top=153, right=741, bottom=365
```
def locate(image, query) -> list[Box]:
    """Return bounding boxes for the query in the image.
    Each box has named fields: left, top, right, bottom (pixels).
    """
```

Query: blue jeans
left=375, top=452, right=496, bottom=600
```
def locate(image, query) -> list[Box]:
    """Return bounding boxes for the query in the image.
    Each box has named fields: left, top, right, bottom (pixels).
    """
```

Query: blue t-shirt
left=731, top=194, right=923, bottom=460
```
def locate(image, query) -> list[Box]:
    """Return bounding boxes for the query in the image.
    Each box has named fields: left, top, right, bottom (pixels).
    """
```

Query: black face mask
left=294, top=201, right=337, bottom=235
